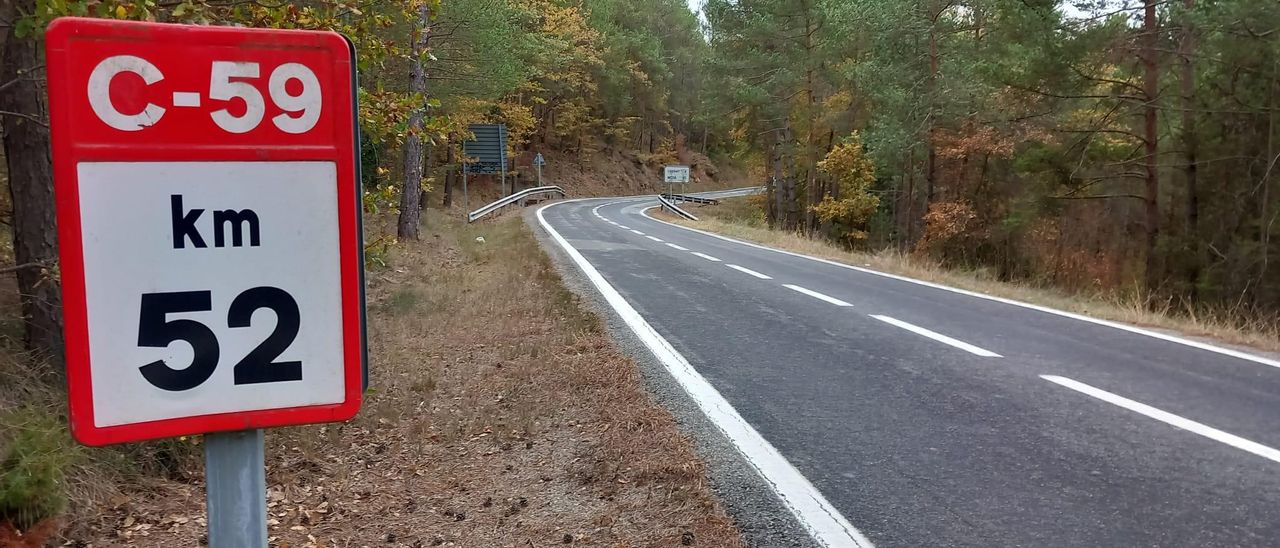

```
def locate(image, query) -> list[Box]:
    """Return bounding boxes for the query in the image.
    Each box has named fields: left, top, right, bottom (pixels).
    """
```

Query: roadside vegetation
left=1, top=0, right=739, bottom=540
left=671, top=196, right=1280, bottom=353
left=699, top=0, right=1280, bottom=337
left=3, top=210, right=746, bottom=545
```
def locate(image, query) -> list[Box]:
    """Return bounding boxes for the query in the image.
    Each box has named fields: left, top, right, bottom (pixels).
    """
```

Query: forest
left=5, top=0, right=1279, bottom=361
left=701, top=0, right=1280, bottom=321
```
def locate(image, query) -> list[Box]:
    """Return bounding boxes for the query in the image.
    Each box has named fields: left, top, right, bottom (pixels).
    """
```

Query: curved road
left=535, top=191, right=1280, bottom=548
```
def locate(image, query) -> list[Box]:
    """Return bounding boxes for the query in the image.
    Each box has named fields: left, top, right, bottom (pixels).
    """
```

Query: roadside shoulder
left=524, top=203, right=822, bottom=548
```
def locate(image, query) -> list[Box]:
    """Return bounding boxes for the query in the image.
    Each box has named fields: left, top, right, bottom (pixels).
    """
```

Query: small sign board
left=46, top=18, right=365, bottom=446
left=664, top=165, right=691, bottom=184
left=534, top=153, right=546, bottom=167
left=462, top=124, right=508, bottom=174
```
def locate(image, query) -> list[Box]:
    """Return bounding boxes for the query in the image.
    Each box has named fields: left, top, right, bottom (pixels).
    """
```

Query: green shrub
left=0, top=410, right=76, bottom=529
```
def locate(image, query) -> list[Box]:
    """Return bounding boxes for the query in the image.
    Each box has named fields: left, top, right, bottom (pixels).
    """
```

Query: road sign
left=534, top=153, right=546, bottom=167
left=665, top=165, right=691, bottom=184
left=462, top=124, right=508, bottom=174
left=46, top=18, right=365, bottom=447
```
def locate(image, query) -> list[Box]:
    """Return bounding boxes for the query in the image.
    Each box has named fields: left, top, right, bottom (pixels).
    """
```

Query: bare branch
left=0, top=111, right=48, bottom=128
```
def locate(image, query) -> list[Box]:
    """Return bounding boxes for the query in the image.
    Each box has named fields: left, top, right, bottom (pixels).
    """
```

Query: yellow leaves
left=818, top=132, right=876, bottom=195
left=814, top=132, right=880, bottom=245
left=115, top=5, right=127, bottom=18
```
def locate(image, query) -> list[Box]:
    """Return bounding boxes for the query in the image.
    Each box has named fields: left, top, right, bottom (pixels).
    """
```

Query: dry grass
left=62, top=209, right=744, bottom=547
left=669, top=199, right=1280, bottom=354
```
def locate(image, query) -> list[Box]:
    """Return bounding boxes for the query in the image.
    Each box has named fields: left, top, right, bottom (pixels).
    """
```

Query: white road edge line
left=638, top=206, right=1280, bottom=371
left=537, top=200, right=874, bottom=548
left=1041, top=375, right=1280, bottom=464
left=726, top=264, right=773, bottom=280
left=783, top=284, right=853, bottom=307
left=690, top=252, right=722, bottom=262
left=870, top=315, right=1001, bottom=358
left=666, top=243, right=690, bottom=251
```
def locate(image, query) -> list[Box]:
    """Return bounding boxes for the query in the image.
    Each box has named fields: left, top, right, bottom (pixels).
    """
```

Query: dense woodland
left=0, top=0, right=711, bottom=361
left=701, top=0, right=1280, bottom=317
left=7, top=1, right=1277, bottom=360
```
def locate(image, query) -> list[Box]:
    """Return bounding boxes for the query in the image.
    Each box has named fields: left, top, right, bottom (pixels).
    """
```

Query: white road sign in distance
left=46, top=18, right=365, bottom=446
left=664, top=165, right=691, bottom=184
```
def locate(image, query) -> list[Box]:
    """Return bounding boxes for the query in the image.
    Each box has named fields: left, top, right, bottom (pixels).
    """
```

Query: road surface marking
left=783, top=284, right=852, bottom=307
left=691, top=252, right=722, bottom=262
left=645, top=235, right=663, bottom=242
left=870, top=315, right=1001, bottom=357
left=617, top=225, right=630, bottom=230
left=666, top=243, right=690, bottom=251
left=640, top=204, right=1280, bottom=371
left=1042, top=375, right=1280, bottom=465
left=631, top=229, right=645, bottom=235
left=537, top=199, right=874, bottom=548
left=726, top=264, right=773, bottom=280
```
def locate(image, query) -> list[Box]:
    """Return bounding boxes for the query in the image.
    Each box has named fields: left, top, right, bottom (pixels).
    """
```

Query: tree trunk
left=802, top=0, right=819, bottom=233
left=925, top=10, right=940, bottom=210
left=1142, top=0, right=1161, bottom=291
left=0, top=9, right=65, bottom=362
left=769, top=129, right=784, bottom=229
left=442, top=146, right=455, bottom=208
left=1180, top=0, right=1200, bottom=297
left=905, top=149, right=916, bottom=249
left=397, top=2, right=430, bottom=240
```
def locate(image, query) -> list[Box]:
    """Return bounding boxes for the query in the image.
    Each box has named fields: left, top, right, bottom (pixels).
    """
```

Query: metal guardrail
left=468, top=185, right=566, bottom=222
left=658, top=195, right=699, bottom=221
left=660, top=193, right=720, bottom=205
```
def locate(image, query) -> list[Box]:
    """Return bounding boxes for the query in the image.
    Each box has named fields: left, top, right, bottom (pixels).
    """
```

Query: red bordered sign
left=46, top=18, right=365, bottom=446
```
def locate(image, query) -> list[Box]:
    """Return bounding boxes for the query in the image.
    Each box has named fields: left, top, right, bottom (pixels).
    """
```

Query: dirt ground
left=61, top=211, right=745, bottom=547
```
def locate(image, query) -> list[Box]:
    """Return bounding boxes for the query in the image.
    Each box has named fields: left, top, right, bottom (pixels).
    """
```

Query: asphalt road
left=535, top=191, right=1280, bottom=548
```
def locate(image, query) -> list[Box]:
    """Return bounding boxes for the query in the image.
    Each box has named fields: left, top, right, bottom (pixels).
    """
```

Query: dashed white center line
left=726, top=264, right=773, bottom=280
left=617, top=225, right=631, bottom=230
left=666, top=243, right=690, bottom=251
left=645, top=235, right=663, bottom=242
left=630, top=229, right=645, bottom=235
left=783, top=284, right=852, bottom=307
left=870, top=315, right=1000, bottom=357
left=690, top=252, right=722, bottom=262
left=1042, top=375, right=1280, bottom=464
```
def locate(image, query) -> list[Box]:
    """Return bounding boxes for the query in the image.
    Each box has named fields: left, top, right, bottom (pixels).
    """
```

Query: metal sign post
left=206, top=430, right=267, bottom=547
left=534, top=152, right=546, bottom=186
left=46, top=18, right=366, bottom=547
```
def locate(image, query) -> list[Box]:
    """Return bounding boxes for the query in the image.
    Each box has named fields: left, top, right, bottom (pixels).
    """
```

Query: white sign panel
left=664, top=165, right=691, bottom=184
left=78, top=162, right=346, bottom=427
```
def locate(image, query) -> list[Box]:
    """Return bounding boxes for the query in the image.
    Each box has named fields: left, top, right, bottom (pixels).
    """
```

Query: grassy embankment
left=667, top=197, right=1280, bottom=354
left=0, top=210, right=744, bottom=546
